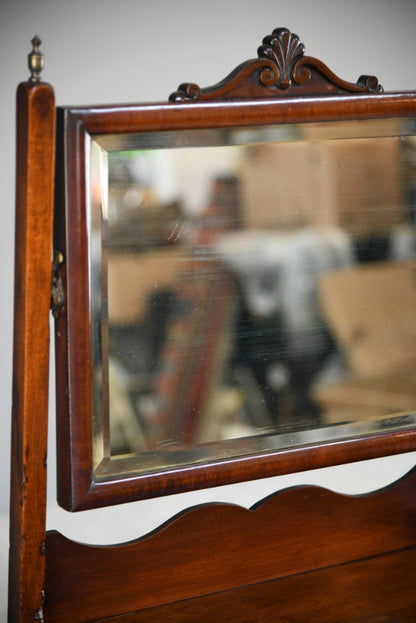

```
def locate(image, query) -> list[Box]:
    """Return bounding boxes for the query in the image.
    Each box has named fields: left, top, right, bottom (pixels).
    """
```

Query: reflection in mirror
left=89, top=120, right=416, bottom=467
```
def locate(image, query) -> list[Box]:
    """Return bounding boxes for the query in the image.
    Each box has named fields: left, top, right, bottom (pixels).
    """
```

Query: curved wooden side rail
left=44, top=466, right=416, bottom=622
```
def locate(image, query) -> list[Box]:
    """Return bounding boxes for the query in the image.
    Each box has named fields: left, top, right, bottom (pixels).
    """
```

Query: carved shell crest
left=258, top=28, right=306, bottom=89
left=169, top=26, right=382, bottom=101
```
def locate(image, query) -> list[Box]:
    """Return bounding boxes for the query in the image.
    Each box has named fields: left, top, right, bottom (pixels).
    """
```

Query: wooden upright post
left=8, top=37, right=55, bottom=622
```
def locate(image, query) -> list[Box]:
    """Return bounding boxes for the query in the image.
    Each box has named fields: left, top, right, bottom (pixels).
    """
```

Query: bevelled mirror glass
left=54, top=28, right=416, bottom=510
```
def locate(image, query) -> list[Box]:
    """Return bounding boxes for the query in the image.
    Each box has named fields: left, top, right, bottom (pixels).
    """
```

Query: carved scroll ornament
left=170, top=27, right=382, bottom=102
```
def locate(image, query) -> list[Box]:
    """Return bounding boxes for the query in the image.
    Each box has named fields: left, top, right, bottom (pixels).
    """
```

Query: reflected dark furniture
left=9, top=29, right=416, bottom=622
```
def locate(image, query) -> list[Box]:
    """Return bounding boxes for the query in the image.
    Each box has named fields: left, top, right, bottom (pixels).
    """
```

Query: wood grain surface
left=8, top=80, right=55, bottom=622
left=44, top=467, right=416, bottom=622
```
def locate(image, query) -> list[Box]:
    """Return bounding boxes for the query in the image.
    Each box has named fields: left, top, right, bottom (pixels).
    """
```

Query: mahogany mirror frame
left=51, top=28, right=416, bottom=512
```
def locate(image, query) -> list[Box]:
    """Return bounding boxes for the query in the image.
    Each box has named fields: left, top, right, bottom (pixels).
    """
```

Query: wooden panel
left=44, top=467, right=416, bottom=622
left=8, top=80, right=56, bottom=621
left=91, top=547, right=416, bottom=623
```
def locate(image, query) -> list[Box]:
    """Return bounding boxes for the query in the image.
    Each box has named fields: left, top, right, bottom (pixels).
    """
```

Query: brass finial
left=28, top=35, right=44, bottom=82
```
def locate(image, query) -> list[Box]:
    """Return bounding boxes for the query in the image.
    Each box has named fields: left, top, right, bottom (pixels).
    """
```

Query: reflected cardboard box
left=315, top=261, right=416, bottom=422
left=241, top=136, right=404, bottom=237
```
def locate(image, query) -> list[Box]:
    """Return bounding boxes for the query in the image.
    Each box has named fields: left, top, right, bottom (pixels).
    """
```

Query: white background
left=1, top=0, right=416, bottom=618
